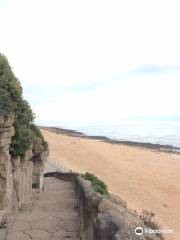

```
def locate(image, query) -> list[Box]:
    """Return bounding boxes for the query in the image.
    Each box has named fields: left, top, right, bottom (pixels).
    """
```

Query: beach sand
left=41, top=128, right=180, bottom=240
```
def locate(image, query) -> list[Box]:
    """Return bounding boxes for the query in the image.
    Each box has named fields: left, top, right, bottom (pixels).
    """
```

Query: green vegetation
left=82, top=172, right=108, bottom=196
left=0, top=53, right=48, bottom=158
left=32, top=182, right=39, bottom=188
left=0, top=54, right=22, bottom=117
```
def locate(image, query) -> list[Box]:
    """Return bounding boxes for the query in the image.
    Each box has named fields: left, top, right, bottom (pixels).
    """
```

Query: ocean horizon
left=40, top=121, right=180, bottom=149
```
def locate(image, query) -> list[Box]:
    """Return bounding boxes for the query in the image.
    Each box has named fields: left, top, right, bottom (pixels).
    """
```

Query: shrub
left=0, top=53, right=48, bottom=158
left=0, top=54, right=22, bottom=117
left=140, top=210, right=165, bottom=240
left=10, top=99, right=35, bottom=157
left=30, top=124, right=48, bottom=150
left=32, top=182, right=39, bottom=188
left=82, top=172, right=108, bottom=196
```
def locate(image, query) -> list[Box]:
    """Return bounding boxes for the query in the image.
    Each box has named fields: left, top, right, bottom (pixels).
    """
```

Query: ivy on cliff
left=0, top=53, right=48, bottom=158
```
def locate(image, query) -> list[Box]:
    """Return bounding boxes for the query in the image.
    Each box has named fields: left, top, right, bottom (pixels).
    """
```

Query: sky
left=0, top=0, right=180, bottom=125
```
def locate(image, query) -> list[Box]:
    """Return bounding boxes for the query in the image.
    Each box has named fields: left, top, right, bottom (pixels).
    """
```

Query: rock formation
left=0, top=113, right=48, bottom=228
left=32, top=138, right=49, bottom=192
left=0, top=113, right=15, bottom=213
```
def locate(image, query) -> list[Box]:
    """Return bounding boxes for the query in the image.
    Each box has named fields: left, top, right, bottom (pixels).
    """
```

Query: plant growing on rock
left=0, top=53, right=48, bottom=159
left=140, top=210, right=165, bottom=240
left=82, top=172, right=108, bottom=196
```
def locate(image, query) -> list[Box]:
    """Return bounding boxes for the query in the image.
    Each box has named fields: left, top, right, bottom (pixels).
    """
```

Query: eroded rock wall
left=32, top=139, right=49, bottom=192
left=76, top=176, right=161, bottom=240
left=0, top=114, right=48, bottom=223
left=0, top=114, right=15, bottom=213
left=11, top=155, right=33, bottom=212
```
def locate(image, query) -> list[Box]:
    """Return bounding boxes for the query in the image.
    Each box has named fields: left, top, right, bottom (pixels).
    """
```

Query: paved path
left=6, top=177, right=80, bottom=240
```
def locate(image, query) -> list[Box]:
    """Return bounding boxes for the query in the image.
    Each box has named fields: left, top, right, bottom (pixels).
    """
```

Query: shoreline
left=41, top=127, right=180, bottom=240
left=40, top=126, right=180, bottom=155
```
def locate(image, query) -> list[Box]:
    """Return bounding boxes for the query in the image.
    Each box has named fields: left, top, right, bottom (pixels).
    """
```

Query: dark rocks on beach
left=41, top=126, right=180, bottom=154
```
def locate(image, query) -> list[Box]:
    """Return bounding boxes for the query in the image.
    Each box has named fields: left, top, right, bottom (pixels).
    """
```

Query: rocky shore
left=41, top=127, right=180, bottom=154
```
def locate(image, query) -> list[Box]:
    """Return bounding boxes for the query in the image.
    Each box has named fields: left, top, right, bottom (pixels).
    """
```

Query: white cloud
left=34, top=71, right=180, bottom=124
left=0, top=0, right=180, bottom=124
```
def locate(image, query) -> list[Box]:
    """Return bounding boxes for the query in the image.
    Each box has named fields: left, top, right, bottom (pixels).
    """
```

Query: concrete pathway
left=6, top=177, right=80, bottom=240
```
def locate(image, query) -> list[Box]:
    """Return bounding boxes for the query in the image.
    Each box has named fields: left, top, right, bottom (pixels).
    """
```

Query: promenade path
left=6, top=177, right=80, bottom=240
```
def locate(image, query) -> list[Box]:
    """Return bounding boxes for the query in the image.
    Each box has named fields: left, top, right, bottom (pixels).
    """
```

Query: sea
left=58, top=122, right=180, bottom=149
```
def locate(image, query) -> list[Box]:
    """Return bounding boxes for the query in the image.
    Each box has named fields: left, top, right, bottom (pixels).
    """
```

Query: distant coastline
left=40, top=126, right=180, bottom=154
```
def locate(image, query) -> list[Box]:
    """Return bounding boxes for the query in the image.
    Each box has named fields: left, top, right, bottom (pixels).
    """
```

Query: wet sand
left=41, top=128, right=180, bottom=240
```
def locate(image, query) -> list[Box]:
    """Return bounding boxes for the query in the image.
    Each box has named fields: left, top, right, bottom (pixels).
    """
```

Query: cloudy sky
left=0, top=0, right=180, bottom=125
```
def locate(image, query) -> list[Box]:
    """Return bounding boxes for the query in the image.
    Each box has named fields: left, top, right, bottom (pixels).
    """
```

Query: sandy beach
left=41, top=128, right=180, bottom=240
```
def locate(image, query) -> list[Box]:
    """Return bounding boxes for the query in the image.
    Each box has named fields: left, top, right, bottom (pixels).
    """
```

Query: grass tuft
left=82, top=172, right=108, bottom=196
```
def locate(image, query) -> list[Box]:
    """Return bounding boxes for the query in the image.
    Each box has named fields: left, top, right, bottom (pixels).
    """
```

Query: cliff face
left=32, top=138, right=49, bottom=191
left=10, top=148, right=33, bottom=212
left=0, top=114, right=15, bottom=212
left=0, top=114, right=48, bottom=222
